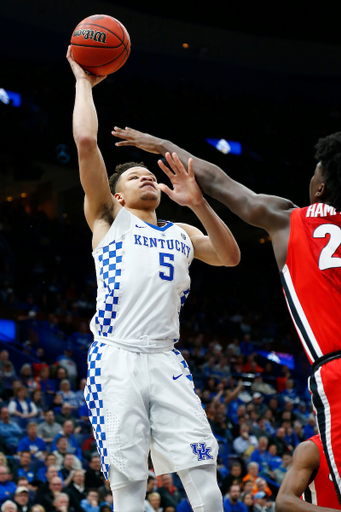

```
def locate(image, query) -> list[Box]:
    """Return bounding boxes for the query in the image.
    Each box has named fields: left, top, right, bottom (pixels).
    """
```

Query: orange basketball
left=70, top=14, right=131, bottom=75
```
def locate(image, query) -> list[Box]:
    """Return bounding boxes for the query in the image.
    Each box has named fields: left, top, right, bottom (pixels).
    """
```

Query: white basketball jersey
left=90, top=207, right=193, bottom=352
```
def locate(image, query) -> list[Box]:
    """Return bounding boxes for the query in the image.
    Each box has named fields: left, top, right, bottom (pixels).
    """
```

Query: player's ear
left=115, top=192, right=125, bottom=205
left=316, top=182, right=326, bottom=197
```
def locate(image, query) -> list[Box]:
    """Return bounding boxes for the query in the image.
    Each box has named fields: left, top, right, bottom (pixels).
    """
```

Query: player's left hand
left=158, top=152, right=203, bottom=208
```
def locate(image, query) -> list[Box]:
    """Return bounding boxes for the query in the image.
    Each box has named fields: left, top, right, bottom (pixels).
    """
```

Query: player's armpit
left=276, top=441, right=330, bottom=512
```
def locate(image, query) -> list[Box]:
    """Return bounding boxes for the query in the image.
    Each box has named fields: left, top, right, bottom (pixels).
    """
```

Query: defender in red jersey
left=111, top=128, right=341, bottom=503
left=276, top=435, right=341, bottom=511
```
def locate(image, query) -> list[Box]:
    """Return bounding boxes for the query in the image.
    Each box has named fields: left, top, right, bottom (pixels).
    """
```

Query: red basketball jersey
left=281, top=203, right=341, bottom=364
left=302, top=435, right=341, bottom=508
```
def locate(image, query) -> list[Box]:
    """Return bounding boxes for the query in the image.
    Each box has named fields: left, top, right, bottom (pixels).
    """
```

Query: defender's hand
left=157, top=152, right=203, bottom=208
left=66, top=46, right=107, bottom=87
left=112, top=126, right=162, bottom=154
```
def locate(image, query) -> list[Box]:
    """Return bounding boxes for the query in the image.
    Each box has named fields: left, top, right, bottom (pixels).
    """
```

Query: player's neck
left=126, top=207, right=158, bottom=226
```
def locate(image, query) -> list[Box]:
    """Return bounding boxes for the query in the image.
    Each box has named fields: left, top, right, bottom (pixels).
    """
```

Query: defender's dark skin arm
left=112, top=127, right=296, bottom=270
left=276, top=441, right=339, bottom=512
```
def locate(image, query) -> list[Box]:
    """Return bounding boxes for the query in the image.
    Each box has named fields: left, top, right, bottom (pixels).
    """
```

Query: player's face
left=309, top=162, right=326, bottom=204
left=115, top=167, right=161, bottom=209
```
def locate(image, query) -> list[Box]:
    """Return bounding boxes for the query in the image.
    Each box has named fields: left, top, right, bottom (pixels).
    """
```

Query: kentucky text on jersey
left=134, top=234, right=191, bottom=257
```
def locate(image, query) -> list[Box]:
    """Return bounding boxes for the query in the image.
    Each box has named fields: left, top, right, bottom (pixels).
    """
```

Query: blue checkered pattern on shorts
left=85, top=341, right=109, bottom=479
left=95, top=240, right=123, bottom=337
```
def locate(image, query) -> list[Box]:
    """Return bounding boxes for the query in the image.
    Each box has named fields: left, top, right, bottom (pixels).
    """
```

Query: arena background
left=0, top=1, right=341, bottom=509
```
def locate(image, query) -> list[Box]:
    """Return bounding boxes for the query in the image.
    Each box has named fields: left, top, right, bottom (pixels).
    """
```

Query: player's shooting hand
left=66, top=46, right=107, bottom=87
left=112, top=126, right=162, bottom=154
left=157, top=152, right=203, bottom=208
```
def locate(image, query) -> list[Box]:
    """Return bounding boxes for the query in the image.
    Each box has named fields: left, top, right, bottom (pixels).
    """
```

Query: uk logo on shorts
left=190, top=442, right=213, bottom=461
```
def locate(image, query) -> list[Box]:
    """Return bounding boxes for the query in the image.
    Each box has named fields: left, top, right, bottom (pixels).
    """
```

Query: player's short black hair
left=109, top=162, right=148, bottom=194
left=315, top=132, right=341, bottom=211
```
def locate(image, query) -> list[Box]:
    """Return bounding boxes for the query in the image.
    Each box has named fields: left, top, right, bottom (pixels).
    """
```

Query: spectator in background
left=38, top=411, right=62, bottom=445
left=16, top=452, right=35, bottom=483
left=84, top=456, right=104, bottom=489
left=270, top=428, right=290, bottom=457
left=241, top=492, right=254, bottom=512
left=253, top=491, right=274, bottom=512
left=304, top=414, right=317, bottom=439
left=1, top=362, right=17, bottom=391
left=52, top=438, right=82, bottom=471
left=221, top=463, right=243, bottom=496
left=55, top=349, right=78, bottom=386
left=36, top=456, right=62, bottom=484
left=280, top=379, right=299, bottom=405
left=250, top=437, right=271, bottom=477
left=57, top=381, right=79, bottom=410
left=37, top=476, right=63, bottom=512
left=72, top=323, right=92, bottom=350
left=233, top=425, right=258, bottom=458
left=223, top=484, right=248, bottom=512
left=240, top=335, right=254, bottom=357
left=293, top=401, right=309, bottom=426
left=31, top=390, right=44, bottom=419
left=30, top=506, right=46, bottom=512
left=145, top=492, right=163, bottom=512
left=157, top=474, right=182, bottom=510
left=55, top=405, right=78, bottom=430
left=59, top=454, right=76, bottom=486
left=267, top=444, right=282, bottom=472
left=8, top=387, right=38, bottom=421
left=13, top=487, right=31, bottom=512
left=19, top=365, right=37, bottom=393
left=74, top=380, right=86, bottom=408
left=65, top=470, right=86, bottom=512
left=36, top=465, right=61, bottom=499
left=80, top=490, right=100, bottom=512
left=0, top=466, right=16, bottom=504
left=52, top=493, right=72, bottom=512
left=274, top=453, right=292, bottom=485
left=0, top=407, right=22, bottom=453
left=17, top=422, right=46, bottom=460
left=51, top=422, right=82, bottom=460
left=0, top=351, right=15, bottom=374
left=53, top=368, right=68, bottom=393
left=35, top=367, right=56, bottom=401
left=254, top=478, right=271, bottom=499
left=242, top=463, right=260, bottom=494
left=1, top=502, right=17, bottom=512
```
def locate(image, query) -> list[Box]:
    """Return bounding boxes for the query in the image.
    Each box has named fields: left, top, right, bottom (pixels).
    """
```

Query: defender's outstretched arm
left=112, top=127, right=295, bottom=234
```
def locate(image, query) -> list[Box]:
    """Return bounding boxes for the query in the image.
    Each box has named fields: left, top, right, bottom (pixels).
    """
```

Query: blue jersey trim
left=144, top=220, right=173, bottom=232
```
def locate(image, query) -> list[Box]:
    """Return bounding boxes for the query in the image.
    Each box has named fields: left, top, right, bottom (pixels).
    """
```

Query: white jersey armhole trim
left=92, top=207, right=131, bottom=256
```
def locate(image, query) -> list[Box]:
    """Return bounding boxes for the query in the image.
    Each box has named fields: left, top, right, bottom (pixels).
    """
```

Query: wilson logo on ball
left=73, top=29, right=107, bottom=44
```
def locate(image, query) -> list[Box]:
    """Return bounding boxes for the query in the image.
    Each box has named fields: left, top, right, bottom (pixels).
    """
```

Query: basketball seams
left=74, top=22, right=128, bottom=46
left=84, top=46, right=128, bottom=70
left=71, top=43, right=123, bottom=50
left=71, top=15, right=131, bottom=75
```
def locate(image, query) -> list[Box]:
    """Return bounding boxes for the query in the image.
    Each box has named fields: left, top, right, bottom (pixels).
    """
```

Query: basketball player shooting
left=67, top=47, right=240, bottom=512
left=112, top=126, right=341, bottom=504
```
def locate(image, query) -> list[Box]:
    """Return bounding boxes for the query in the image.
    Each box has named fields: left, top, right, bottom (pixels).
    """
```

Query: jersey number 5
left=159, top=252, right=174, bottom=281
left=313, top=224, right=341, bottom=270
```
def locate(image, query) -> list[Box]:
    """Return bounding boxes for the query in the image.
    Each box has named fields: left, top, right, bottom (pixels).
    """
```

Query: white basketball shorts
left=85, top=341, right=218, bottom=482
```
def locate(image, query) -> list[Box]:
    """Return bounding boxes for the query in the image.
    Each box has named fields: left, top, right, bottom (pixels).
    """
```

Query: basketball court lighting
left=206, top=138, right=242, bottom=155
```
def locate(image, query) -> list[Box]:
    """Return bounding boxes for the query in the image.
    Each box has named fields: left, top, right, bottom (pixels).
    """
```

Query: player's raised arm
left=275, top=441, right=336, bottom=512
left=112, top=127, right=296, bottom=234
left=67, top=47, right=119, bottom=231
left=158, top=153, right=240, bottom=267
